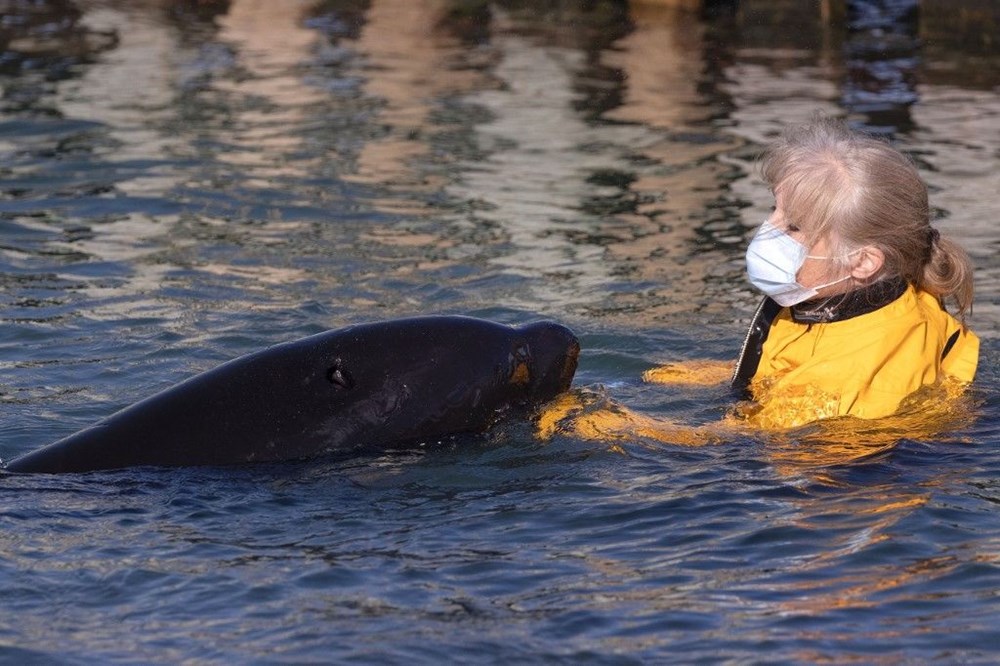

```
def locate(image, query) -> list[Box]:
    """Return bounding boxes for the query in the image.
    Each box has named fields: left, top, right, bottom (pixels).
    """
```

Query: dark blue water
left=2, top=1, right=999, bottom=662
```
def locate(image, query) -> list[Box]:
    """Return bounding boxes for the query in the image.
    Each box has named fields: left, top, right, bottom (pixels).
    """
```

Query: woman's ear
left=850, top=246, right=884, bottom=281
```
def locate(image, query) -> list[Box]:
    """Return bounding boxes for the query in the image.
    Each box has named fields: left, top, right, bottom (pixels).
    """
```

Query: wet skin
left=5, top=316, right=580, bottom=474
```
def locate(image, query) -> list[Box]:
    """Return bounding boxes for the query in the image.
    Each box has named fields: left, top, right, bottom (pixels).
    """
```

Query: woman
left=730, top=118, right=978, bottom=429
left=538, top=119, right=979, bottom=442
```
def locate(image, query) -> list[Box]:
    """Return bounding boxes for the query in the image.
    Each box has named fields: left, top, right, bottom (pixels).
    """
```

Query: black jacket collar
left=790, top=278, right=908, bottom=324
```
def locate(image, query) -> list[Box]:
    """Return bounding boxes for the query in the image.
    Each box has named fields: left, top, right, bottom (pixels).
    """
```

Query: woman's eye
left=786, top=224, right=800, bottom=233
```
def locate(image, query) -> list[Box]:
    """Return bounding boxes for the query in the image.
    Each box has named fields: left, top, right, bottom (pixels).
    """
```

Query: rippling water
left=2, top=0, right=999, bottom=662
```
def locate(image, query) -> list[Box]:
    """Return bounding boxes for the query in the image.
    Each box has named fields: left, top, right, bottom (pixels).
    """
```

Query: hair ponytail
left=921, top=231, right=975, bottom=319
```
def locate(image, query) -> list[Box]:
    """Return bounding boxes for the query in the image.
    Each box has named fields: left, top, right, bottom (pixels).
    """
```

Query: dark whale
left=5, top=316, right=579, bottom=474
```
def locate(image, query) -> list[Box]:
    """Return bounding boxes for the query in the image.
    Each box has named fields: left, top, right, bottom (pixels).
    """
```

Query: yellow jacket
left=745, top=284, right=979, bottom=429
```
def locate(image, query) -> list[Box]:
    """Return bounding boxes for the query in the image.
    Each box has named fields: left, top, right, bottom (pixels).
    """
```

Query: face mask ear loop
left=804, top=247, right=862, bottom=261
left=809, top=272, right=854, bottom=293
left=804, top=247, right=865, bottom=295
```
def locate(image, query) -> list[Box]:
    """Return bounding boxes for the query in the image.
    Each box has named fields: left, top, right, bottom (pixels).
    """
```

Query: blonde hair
left=760, top=117, right=974, bottom=317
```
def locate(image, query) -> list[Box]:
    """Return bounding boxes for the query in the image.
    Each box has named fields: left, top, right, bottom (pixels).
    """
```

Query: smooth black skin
left=5, top=316, right=579, bottom=474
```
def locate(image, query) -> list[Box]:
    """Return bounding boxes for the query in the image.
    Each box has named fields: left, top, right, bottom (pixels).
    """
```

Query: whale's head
left=512, top=321, right=580, bottom=404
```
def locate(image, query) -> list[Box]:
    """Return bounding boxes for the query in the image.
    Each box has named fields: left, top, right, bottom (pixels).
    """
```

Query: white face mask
left=745, top=219, right=853, bottom=307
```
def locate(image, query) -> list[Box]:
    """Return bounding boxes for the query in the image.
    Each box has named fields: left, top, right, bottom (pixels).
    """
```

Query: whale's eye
left=327, top=358, right=354, bottom=390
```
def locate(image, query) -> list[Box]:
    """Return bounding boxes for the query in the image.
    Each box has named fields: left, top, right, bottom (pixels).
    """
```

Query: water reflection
left=600, top=3, right=746, bottom=321
left=842, top=0, right=920, bottom=132
left=213, top=0, right=325, bottom=181
left=347, top=0, right=483, bottom=197
left=448, top=31, right=624, bottom=310
left=910, top=96, right=1000, bottom=331
left=2, top=0, right=996, bottom=335
left=0, top=0, right=117, bottom=112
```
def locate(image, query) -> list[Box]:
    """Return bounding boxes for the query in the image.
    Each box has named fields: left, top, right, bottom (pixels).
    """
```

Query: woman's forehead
left=772, top=184, right=839, bottom=242
left=773, top=178, right=822, bottom=215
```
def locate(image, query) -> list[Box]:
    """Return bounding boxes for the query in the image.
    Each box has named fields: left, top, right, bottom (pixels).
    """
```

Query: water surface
left=2, top=1, right=999, bottom=662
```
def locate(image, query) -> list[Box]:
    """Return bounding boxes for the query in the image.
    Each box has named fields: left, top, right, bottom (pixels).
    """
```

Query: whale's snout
left=519, top=321, right=579, bottom=401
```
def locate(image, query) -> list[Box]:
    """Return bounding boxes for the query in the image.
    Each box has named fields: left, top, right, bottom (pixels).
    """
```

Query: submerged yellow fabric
left=535, top=389, right=722, bottom=448
left=745, top=285, right=978, bottom=429
left=642, top=360, right=733, bottom=386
